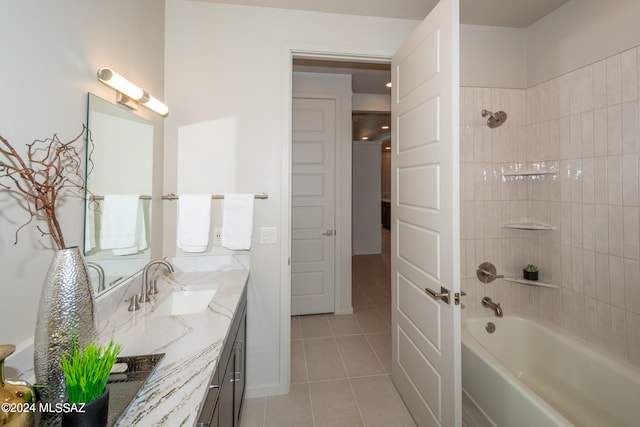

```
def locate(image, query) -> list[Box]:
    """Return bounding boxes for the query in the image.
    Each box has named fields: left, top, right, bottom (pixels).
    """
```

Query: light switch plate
left=260, top=227, right=277, bottom=244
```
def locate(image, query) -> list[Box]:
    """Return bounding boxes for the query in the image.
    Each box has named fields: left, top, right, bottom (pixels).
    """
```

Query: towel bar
left=161, top=193, right=268, bottom=200
left=90, top=195, right=152, bottom=200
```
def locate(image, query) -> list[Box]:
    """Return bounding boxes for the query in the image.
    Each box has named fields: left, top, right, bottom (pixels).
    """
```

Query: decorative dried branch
left=0, top=126, right=87, bottom=249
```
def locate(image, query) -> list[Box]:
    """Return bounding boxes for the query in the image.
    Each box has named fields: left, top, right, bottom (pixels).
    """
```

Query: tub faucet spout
left=482, top=297, right=503, bottom=317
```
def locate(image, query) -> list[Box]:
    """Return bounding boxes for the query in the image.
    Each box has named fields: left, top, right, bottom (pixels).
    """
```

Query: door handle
left=425, top=286, right=450, bottom=304
left=322, top=229, right=335, bottom=236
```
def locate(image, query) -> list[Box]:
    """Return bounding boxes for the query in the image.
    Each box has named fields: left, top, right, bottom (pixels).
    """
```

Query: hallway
left=239, top=228, right=416, bottom=426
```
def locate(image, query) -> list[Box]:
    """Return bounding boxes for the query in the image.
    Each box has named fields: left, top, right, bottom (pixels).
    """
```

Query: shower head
left=481, top=109, right=507, bottom=129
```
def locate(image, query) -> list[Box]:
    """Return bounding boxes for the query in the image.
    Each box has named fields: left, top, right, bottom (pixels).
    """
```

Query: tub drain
left=485, top=322, right=496, bottom=333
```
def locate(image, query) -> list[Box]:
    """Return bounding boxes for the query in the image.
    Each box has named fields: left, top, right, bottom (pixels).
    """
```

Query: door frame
left=280, top=43, right=395, bottom=393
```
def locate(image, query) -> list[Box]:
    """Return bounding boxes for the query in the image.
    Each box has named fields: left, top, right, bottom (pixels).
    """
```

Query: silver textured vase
left=34, top=246, right=97, bottom=405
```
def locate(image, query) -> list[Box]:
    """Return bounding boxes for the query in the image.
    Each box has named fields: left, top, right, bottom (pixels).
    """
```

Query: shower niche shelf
left=504, top=277, right=557, bottom=289
left=501, top=170, right=557, bottom=177
left=501, top=222, right=556, bottom=231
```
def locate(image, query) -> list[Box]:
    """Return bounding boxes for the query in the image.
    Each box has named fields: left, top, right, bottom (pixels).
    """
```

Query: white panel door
left=391, top=0, right=461, bottom=426
left=291, top=97, right=336, bottom=315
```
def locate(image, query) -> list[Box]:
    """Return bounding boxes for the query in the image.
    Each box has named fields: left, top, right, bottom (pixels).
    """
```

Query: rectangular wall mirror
left=84, top=93, right=154, bottom=295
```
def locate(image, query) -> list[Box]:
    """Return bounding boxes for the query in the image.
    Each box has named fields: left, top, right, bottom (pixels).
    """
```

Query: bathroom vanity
left=94, top=266, right=249, bottom=426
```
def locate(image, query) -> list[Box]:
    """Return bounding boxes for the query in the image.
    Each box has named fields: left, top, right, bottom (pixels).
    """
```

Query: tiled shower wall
left=460, top=45, right=640, bottom=368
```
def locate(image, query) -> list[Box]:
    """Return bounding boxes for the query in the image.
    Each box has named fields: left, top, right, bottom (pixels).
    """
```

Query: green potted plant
left=523, top=264, right=539, bottom=281
left=59, top=338, right=122, bottom=427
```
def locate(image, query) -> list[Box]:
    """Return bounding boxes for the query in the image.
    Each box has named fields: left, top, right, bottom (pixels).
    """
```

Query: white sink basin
left=150, top=284, right=218, bottom=316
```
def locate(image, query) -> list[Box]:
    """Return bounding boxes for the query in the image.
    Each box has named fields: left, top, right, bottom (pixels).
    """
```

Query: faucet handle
left=127, top=294, right=140, bottom=311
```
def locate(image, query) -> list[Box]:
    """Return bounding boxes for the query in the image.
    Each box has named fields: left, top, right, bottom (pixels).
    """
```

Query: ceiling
left=197, top=0, right=570, bottom=28
left=206, top=0, right=571, bottom=144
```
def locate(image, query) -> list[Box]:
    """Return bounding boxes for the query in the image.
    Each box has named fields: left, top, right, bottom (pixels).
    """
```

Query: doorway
left=291, top=58, right=392, bottom=316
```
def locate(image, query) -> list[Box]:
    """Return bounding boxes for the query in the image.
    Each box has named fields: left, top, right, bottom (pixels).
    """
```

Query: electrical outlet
left=213, top=227, right=223, bottom=245
left=260, top=227, right=277, bottom=244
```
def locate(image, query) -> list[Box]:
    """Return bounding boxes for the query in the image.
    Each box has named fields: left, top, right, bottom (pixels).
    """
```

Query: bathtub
left=462, top=316, right=640, bottom=427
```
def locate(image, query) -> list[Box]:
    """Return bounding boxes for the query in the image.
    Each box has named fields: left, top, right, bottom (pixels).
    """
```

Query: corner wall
left=163, top=0, right=419, bottom=396
left=0, top=0, right=165, bottom=348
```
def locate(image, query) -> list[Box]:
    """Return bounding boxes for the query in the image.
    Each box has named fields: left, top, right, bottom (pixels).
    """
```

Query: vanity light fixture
left=97, top=68, right=169, bottom=117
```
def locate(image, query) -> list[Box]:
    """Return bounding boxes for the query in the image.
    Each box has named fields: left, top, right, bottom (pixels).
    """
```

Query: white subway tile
left=593, top=107, right=608, bottom=157
left=622, top=154, right=639, bottom=206
left=571, top=202, right=583, bottom=247
left=582, top=157, right=595, bottom=204
left=608, top=205, right=624, bottom=257
left=593, top=158, right=608, bottom=205
left=609, top=255, right=625, bottom=307
left=607, top=104, right=623, bottom=155
left=580, top=65, right=594, bottom=112
left=593, top=59, right=607, bottom=110
left=621, top=48, right=638, bottom=104
left=558, top=73, right=571, bottom=118
left=583, top=203, right=595, bottom=251
left=570, top=70, right=581, bottom=116
left=594, top=252, right=610, bottom=303
left=623, top=207, right=640, bottom=260
left=607, top=155, right=623, bottom=205
left=596, top=301, right=613, bottom=350
left=583, top=250, right=596, bottom=298
left=607, top=54, right=622, bottom=106
left=584, top=296, right=598, bottom=344
left=621, top=101, right=638, bottom=154
left=581, top=111, right=594, bottom=158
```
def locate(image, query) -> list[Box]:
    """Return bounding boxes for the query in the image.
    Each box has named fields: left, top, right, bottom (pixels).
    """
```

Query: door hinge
left=454, top=291, right=467, bottom=306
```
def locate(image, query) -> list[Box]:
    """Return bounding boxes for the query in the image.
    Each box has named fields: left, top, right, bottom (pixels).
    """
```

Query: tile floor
left=239, top=228, right=417, bottom=427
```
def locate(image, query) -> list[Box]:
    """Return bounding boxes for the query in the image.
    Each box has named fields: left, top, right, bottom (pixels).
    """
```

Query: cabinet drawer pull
left=209, top=384, right=220, bottom=389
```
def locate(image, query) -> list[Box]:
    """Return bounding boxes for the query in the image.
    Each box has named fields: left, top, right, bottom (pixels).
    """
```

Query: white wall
left=526, top=0, right=640, bottom=87
left=164, top=0, right=419, bottom=396
left=460, top=24, right=527, bottom=89
left=0, top=0, right=164, bottom=347
left=353, top=141, right=382, bottom=255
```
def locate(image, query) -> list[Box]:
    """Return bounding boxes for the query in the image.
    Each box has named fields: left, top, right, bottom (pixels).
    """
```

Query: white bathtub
left=462, top=316, right=640, bottom=427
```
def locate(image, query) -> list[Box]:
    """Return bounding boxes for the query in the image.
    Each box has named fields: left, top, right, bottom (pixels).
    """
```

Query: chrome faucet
left=481, top=297, right=503, bottom=318
left=138, top=259, right=175, bottom=304
left=86, top=261, right=105, bottom=293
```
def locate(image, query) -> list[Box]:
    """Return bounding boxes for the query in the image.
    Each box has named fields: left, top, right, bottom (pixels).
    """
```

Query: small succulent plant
left=524, top=264, right=538, bottom=273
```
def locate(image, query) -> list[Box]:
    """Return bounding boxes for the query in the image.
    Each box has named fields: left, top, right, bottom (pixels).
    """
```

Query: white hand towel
left=222, top=194, right=254, bottom=250
left=100, top=195, right=141, bottom=251
left=112, top=199, right=147, bottom=256
left=177, top=194, right=212, bottom=253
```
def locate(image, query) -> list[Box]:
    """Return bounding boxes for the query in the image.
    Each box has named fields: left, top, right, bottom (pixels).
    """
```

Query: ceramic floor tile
left=352, top=288, right=375, bottom=311
left=350, top=375, right=416, bottom=427
left=264, top=383, right=314, bottom=427
left=366, top=332, right=392, bottom=373
left=239, top=397, right=266, bottom=427
left=309, top=379, right=364, bottom=427
left=329, top=313, right=364, bottom=336
left=304, top=337, right=347, bottom=381
left=300, top=314, right=332, bottom=338
left=375, top=304, right=392, bottom=324
left=336, top=334, right=385, bottom=377
left=363, top=287, right=391, bottom=306
left=354, top=308, right=391, bottom=333
left=290, top=339, right=308, bottom=384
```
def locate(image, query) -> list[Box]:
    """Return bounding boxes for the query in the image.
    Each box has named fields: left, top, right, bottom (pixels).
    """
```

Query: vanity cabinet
left=197, top=287, right=247, bottom=427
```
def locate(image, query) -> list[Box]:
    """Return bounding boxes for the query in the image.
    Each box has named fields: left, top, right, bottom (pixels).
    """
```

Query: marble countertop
left=96, top=268, right=249, bottom=426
